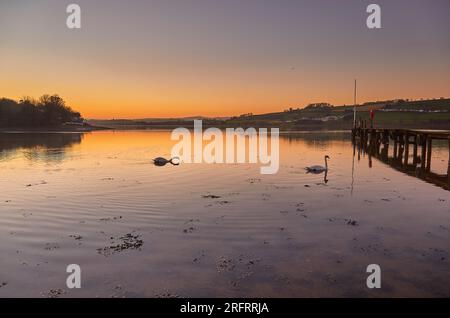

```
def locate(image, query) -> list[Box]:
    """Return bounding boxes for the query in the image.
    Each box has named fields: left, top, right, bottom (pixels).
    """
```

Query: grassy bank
left=89, top=98, right=450, bottom=131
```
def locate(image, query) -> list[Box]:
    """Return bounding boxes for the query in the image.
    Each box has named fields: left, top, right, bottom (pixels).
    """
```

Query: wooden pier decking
left=352, top=128, right=450, bottom=190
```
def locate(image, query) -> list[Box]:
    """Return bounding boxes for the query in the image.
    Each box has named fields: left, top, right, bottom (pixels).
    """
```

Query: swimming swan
left=305, top=155, right=330, bottom=173
left=153, top=156, right=180, bottom=166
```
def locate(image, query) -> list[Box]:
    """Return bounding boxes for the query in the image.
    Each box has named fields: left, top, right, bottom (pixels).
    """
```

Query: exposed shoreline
left=88, top=121, right=450, bottom=131
left=1, top=121, right=450, bottom=133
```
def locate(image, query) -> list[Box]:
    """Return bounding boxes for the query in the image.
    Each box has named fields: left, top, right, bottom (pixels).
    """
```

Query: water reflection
left=281, top=131, right=350, bottom=147
left=0, top=133, right=84, bottom=162
left=0, top=130, right=447, bottom=191
left=1, top=130, right=449, bottom=297
left=353, top=138, right=450, bottom=191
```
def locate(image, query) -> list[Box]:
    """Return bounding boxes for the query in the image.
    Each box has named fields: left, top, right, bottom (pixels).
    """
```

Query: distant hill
left=221, top=98, right=450, bottom=130
left=88, top=97, right=450, bottom=131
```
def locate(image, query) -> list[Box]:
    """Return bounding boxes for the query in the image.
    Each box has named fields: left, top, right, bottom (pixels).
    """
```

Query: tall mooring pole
left=353, top=79, right=357, bottom=128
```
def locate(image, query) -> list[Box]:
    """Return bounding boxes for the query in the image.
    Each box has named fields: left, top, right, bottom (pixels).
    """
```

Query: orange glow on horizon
left=1, top=35, right=449, bottom=119
left=2, top=1, right=450, bottom=119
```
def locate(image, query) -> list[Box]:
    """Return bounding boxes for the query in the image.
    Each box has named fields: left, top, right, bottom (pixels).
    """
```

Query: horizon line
left=85, top=96, right=450, bottom=121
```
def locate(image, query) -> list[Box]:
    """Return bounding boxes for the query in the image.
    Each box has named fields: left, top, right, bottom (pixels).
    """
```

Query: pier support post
left=404, top=133, right=409, bottom=166
left=364, top=129, right=369, bottom=149
left=448, top=139, right=450, bottom=187
left=426, top=137, right=432, bottom=172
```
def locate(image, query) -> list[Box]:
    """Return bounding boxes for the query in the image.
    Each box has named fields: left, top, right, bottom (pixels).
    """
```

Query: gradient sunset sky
left=1, top=0, right=449, bottom=119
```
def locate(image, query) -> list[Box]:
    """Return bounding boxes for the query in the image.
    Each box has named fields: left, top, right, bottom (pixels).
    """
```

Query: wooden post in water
left=381, top=141, right=388, bottom=158
left=426, top=137, right=432, bottom=172
left=364, top=129, right=369, bottom=149
left=353, top=79, right=357, bottom=129
left=404, top=133, right=409, bottom=166
left=370, top=130, right=376, bottom=155
left=413, top=135, right=418, bottom=165
left=375, top=131, right=379, bottom=154
left=377, top=132, right=382, bottom=155
left=382, top=130, right=388, bottom=145
left=448, top=139, right=450, bottom=187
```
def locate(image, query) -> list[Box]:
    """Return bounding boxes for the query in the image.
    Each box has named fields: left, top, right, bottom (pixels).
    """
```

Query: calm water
left=0, top=130, right=449, bottom=297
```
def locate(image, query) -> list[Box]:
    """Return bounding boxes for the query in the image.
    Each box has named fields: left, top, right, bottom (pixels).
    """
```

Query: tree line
left=0, top=95, right=82, bottom=127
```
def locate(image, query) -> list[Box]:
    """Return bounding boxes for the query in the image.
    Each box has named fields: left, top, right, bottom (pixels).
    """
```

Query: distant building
left=305, top=103, right=333, bottom=109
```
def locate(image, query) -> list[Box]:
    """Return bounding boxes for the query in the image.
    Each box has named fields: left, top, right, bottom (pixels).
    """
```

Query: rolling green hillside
left=88, top=98, right=450, bottom=131
left=223, top=98, right=450, bottom=130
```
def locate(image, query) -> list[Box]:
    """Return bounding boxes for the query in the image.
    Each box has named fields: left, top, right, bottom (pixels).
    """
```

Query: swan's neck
left=325, top=157, right=328, bottom=168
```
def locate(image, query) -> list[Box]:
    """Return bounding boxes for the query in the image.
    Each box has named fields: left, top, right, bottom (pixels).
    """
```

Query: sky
left=1, top=0, right=449, bottom=119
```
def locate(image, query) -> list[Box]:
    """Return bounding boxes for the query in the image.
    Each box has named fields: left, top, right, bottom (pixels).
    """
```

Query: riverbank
left=0, top=124, right=111, bottom=133
left=86, top=119, right=450, bottom=131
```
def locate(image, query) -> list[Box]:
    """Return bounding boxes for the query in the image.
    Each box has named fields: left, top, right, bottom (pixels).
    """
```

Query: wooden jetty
left=352, top=128, right=450, bottom=190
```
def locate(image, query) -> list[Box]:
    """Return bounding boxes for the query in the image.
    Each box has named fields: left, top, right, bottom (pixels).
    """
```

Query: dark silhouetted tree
left=0, top=94, right=82, bottom=127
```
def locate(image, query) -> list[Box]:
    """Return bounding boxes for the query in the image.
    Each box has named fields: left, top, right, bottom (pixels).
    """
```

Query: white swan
left=305, top=155, right=330, bottom=173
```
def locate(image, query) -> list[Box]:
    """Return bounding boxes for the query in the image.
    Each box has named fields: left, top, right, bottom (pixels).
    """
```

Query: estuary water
left=0, top=130, right=449, bottom=297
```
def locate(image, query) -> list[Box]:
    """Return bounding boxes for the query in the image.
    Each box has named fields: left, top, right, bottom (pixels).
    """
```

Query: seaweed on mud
left=202, top=194, right=221, bottom=199
left=97, top=233, right=143, bottom=256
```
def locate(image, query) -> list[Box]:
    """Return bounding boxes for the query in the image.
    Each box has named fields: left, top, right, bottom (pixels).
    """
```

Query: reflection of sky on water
left=0, top=130, right=449, bottom=297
